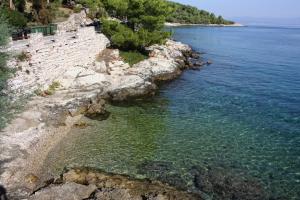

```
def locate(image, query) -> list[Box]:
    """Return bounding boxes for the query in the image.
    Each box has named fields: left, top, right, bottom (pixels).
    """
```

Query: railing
left=30, top=24, right=58, bottom=36
left=12, top=24, right=58, bottom=41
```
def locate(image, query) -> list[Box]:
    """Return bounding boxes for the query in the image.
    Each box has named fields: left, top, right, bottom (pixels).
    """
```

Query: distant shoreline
left=165, top=22, right=244, bottom=27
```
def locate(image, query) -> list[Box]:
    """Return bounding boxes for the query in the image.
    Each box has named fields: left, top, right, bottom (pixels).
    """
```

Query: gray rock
left=29, top=182, right=97, bottom=200
left=92, top=61, right=107, bottom=73
left=95, top=188, right=137, bottom=200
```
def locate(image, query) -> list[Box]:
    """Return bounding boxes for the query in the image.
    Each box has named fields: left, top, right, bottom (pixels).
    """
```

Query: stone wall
left=6, top=27, right=110, bottom=95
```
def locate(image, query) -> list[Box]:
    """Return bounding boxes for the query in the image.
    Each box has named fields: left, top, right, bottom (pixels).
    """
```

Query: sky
left=173, top=0, right=300, bottom=20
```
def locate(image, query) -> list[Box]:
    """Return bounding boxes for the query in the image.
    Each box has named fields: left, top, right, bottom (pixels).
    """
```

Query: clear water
left=43, top=26, right=300, bottom=199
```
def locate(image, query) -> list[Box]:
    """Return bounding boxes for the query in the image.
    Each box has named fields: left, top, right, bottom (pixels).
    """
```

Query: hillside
left=166, top=1, right=234, bottom=25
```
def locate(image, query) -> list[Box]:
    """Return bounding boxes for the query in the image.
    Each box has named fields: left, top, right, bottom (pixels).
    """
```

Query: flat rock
left=29, top=182, right=97, bottom=200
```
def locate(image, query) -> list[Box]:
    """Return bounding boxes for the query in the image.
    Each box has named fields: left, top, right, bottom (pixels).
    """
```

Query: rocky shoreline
left=0, top=27, right=207, bottom=199
left=29, top=167, right=202, bottom=200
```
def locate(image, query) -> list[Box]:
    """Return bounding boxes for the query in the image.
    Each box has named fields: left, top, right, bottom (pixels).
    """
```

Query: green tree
left=0, top=15, right=10, bottom=46
left=14, top=0, right=26, bottom=13
left=126, top=0, right=171, bottom=31
left=0, top=7, right=27, bottom=27
left=32, top=0, right=44, bottom=13
left=166, top=1, right=233, bottom=25
left=102, top=0, right=128, bottom=17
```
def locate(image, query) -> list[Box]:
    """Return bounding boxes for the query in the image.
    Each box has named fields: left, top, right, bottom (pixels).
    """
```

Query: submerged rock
left=137, top=161, right=188, bottom=190
left=85, top=99, right=107, bottom=119
left=190, top=166, right=269, bottom=200
left=191, top=52, right=200, bottom=59
left=206, top=60, right=213, bottom=65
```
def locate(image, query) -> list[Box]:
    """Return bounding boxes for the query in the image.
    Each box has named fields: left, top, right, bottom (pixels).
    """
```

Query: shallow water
left=43, top=26, right=300, bottom=199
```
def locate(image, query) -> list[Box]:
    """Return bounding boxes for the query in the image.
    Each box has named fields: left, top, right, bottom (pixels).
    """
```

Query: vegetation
left=0, top=15, right=14, bottom=130
left=120, top=50, right=148, bottom=66
left=166, top=1, right=234, bottom=25
left=0, top=7, right=27, bottom=27
left=0, top=0, right=73, bottom=26
left=34, top=81, right=61, bottom=96
left=0, top=15, right=11, bottom=90
left=0, top=14, right=11, bottom=46
left=16, top=51, right=30, bottom=61
left=100, top=0, right=172, bottom=52
left=102, top=20, right=170, bottom=51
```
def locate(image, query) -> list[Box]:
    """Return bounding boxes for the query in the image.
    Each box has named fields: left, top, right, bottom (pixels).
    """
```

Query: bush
left=120, top=50, right=148, bottom=66
left=73, top=4, right=83, bottom=13
left=102, top=20, right=138, bottom=49
left=14, top=0, right=26, bottom=13
left=0, top=15, right=10, bottom=46
left=16, top=52, right=30, bottom=62
left=0, top=7, right=27, bottom=27
left=38, top=8, right=52, bottom=24
left=0, top=53, right=12, bottom=91
left=34, top=81, right=61, bottom=96
left=110, top=26, right=139, bottom=50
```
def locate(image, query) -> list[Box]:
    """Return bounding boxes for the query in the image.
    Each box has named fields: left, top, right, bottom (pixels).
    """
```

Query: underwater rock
left=194, top=61, right=205, bottom=67
left=137, top=161, right=188, bottom=190
left=190, top=166, right=269, bottom=200
left=206, top=60, right=213, bottom=65
left=138, top=161, right=173, bottom=173
left=191, top=52, right=200, bottom=59
left=85, top=99, right=106, bottom=117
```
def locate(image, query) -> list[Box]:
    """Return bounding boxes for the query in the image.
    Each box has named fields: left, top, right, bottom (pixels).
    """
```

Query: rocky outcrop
left=57, top=10, right=93, bottom=32
left=30, top=182, right=97, bottom=200
left=6, top=27, right=110, bottom=96
left=29, top=168, right=201, bottom=200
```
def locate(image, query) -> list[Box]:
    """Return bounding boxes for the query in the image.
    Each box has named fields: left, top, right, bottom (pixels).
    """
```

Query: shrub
left=49, top=81, right=61, bottom=91
left=73, top=4, right=83, bottom=13
left=120, top=50, right=148, bottom=66
left=0, top=15, right=10, bottom=46
left=35, top=81, right=61, bottom=97
left=38, top=8, right=52, bottom=24
left=16, top=52, right=30, bottom=62
left=14, top=0, right=26, bottom=13
left=0, top=18, right=11, bottom=90
left=0, top=7, right=27, bottom=27
left=111, top=26, right=139, bottom=50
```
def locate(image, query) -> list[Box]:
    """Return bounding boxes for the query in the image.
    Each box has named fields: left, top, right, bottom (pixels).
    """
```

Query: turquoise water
left=44, top=26, right=300, bottom=199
